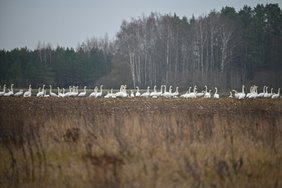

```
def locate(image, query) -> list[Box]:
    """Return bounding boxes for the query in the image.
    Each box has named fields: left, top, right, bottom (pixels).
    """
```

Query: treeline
left=0, top=40, right=113, bottom=88
left=110, top=3, right=282, bottom=89
left=1, top=4, right=282, bottom=90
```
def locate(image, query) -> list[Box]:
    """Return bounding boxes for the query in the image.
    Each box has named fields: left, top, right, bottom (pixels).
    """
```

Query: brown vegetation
left=0, top=97, right=282, bottom=187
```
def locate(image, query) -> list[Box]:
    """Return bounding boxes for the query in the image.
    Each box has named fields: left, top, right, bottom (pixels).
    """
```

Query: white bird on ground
left=89, top=86, right=98, bottom=97
left=204, top=85, right=211, bottom=98
left=172, top=87, right=179, bottom=98
left=23, top=85, right=32, bottom=97
left=214, top=87, right=219, bottom=99
left=150, top=85, right=158, bottom=97
left=0, top=84, right=6, bottom=96
left=264, top=87, right=273, bottom=98
left=141, top=86, right=150, bottom=98
left=49, top=85, right=58, bottom=97
left=238, top=85, right=246, bottom=99
left=14, top=89, right=24, bottom=96
left=135, top=87, right=141, bottom=97
left=115, top=85, right=128, bottom=97
left=271, top=88, right=280, bottom=99
left=257, top=86, right=266, bottom=98
left=229, top=91, right=233, bottom=98
left=130, top=90, right=135, bottom=98
left=36, top=85, right=45, bottom=97
left=95, top=85, right=103, bottom=98
left=4, top=84, right=14, bottom=96
left=78, top=86, right=87, bottom=97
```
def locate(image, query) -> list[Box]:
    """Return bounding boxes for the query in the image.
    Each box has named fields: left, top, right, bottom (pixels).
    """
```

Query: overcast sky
left=0, top=0, right=281, bottom=50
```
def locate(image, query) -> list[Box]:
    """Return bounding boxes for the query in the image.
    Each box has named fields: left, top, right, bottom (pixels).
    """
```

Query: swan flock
left=0, top=84, right=280, bottom=99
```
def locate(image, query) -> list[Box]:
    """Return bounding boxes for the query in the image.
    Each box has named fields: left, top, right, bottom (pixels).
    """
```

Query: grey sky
left=0, top=0, right=281, bottom=50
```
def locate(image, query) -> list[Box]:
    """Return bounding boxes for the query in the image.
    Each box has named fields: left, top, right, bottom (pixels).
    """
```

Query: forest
left=0, top=4, right=281, bottom=90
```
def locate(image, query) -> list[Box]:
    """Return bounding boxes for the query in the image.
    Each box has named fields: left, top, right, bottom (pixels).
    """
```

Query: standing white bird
left=23, top=85, right=32, bottom=97
left=95, top=85, right=103, bottom=98
left=141, top=86, right=150, bottom=97
left=78, top=86, right=87, bottom=97
left=204, top=85, right=211, bottom=98
left=238, top=85, right=246, bottom=99
left=214, top=87, right=219, bottom=99
left=229, top=91, right=233, bottom=98
left=172, top=86, right=179, bottom=98
left=271, top=88, right=280, bottom=99
left=135, top=87, right=141, bottom=97
left=36, top=85, right=45, bottom=97
left=4, top=84, right=14, bottom=96
left=0, top=84, right=6, bottom=96
left=130, top=90, right=135, bottom=98
left=49, top=85, right=58, bottom=97
left=89, top=86, right=98, bottom=97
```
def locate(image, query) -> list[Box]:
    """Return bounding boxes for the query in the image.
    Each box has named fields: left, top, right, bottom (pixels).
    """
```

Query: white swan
left=68, top=86, right=78, bottom=97
left=150, top=85, right=157, bottom=97
left=135, top=87, right=141, bottom=97
left=162, top=85, right=172, bottom=98
left=229, top=91, right=233, bottom=98
left=238, top=85, right=246, bottom=99
left=78, top=86, right=87, bottom=97
left=204, top=85, right=211, bottom=98
left=14, top=89, right=24, bottom=96
left=188, top=86, right=197, bottom=98
left=271, top=88, right=280, bottom=99
left=264, top=87, right=273, bottom=98
left=115, top=85, right=128, bottom=97
left=141, top=86, right=150, bottom=98
left=44, top=90, right=50, bottom=97
left=156, top=85, right=163, bottom=97
left=23, top=85, right=32, bottom=97
left=214, top=87, right=219, bottom=99
left=50, top=85, right=58, bottom=97
left=4, top=84, right=14, bottom=96
left=130, top=90, right=135, bottom=98
left=248, top=86, right=258, bottom=99
left=257, top=86, right=266, bottom=98
left=196, top=89, right=205, bottom=97
left=95, top=85, right=103, bottom=98
left=36, top=85, right=45, bottom=97
left=89, top=86, right=98, bottom=97
left=172, top=86, right=179, bottom=98
left=0, top=84, right=6, bottom=96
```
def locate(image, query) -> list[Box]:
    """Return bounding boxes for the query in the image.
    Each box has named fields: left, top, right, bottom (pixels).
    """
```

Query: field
left=0, top=97, right=282, bottom=188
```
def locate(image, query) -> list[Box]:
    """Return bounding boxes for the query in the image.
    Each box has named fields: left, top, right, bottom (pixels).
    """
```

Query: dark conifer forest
left=1, top=4, right=281, bottom=89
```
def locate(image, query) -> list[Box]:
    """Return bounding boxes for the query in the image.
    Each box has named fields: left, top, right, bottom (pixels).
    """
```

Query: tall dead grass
left=0, top=97, right=281, bottom=187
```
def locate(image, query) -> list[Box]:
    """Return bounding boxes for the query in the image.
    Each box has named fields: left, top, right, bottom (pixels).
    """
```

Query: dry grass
left=0, top=97, right=282, bottom=188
